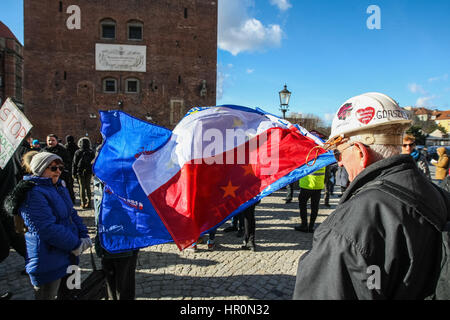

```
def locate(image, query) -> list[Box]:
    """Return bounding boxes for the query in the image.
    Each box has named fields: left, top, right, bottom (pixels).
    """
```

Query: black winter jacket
left=0, top=139, right=31, bottom=206
left=65, top=138, right=79, bottom=175
left=42, top=144, right=71, bottom=168
left=293, top=155, right=450, bottom=300
left=72, top=138, right=95, bottom=176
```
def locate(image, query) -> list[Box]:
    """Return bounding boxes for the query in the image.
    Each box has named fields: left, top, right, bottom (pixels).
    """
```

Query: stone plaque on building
left=96, top=44, right=146, bottom=72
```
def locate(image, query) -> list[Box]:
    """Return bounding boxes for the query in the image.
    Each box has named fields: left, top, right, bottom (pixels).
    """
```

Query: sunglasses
left=333, top=143, right=354, bottom=162
left=402, top=143, right=415, bottom=148
left=49, top=165, right=64, bottom=172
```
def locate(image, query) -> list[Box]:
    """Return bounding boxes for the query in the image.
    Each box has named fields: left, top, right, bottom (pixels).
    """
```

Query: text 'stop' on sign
left=0, top=98, right=33, bottom=169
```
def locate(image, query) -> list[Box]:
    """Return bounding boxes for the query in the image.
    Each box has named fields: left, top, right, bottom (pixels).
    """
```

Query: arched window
left=127, top=20, right=143, bottom=41
left=103, top=78, right=117, bottom=93
left=125, top=78, right=140, bottom=93
left=100, top=18, right=116, bottom=39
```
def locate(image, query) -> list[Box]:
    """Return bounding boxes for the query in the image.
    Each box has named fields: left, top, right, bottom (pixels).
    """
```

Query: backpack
left=77, top=150, right=94, bottom=175
left=364, top=180, right=450, bottom=300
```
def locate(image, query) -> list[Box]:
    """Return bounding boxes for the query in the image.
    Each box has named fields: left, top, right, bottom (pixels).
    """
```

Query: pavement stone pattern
left=0, top=166, right=440, bottom=300
left=0, top=186, right=338, bottom=300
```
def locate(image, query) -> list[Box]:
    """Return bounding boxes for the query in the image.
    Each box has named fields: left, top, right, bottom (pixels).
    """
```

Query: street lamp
left=279, top=84, right=291, bottom=119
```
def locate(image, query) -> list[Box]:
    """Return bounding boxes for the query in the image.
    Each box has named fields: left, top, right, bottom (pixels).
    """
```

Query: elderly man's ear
left=353, top=142, right=372, bottom=168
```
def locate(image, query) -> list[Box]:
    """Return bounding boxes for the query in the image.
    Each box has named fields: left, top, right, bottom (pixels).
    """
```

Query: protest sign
left=0, top=98, right=33, bottom=169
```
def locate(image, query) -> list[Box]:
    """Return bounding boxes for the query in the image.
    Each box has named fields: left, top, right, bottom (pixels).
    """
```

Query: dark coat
left=72, top=138, right=95, bottom=176
left=0, top=219, right=9, bottom=263
left=64, top=136, right=79, bottom=175
left=0, top=140, right=31, bottom=262
left=293, top=155, right=450, bottom=300
left=325, top=163, right=338, bottom=186
left=335, top=166, right=349, bottom=188
left=42, top=144, right=71, bottom=168
left=0, top=139, right=31, bottom=206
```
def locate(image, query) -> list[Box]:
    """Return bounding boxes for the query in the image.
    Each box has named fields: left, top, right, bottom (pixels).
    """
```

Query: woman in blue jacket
left=17, top=152, right=91, bottom=299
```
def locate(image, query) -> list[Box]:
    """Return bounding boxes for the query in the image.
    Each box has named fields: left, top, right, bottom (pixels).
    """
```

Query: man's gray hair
left=347, top=124, right=405, bottom=162
left=367, top=144, right=401, bottom=162
left=348, top=136, right=401, bottom=162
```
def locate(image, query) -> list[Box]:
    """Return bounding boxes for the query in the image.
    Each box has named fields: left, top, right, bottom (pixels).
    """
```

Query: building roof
left=0, top=20, right=19, bottom=42
left=435, top=110, right=450, bottom=121
left=414, top=107, right=433, bottom=115
left=429, top=129, right=446, bottom=138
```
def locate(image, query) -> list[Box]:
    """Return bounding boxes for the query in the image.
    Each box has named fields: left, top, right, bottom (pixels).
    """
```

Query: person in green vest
left=294, top=166, right=326, bottom=233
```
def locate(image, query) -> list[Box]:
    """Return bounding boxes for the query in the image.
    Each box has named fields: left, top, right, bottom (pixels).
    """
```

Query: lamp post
left=279, top=84, right=291, bottom=119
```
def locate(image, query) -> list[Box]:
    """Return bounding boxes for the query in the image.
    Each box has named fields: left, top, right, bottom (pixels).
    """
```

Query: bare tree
left=287, top=113, right=330, bottom=136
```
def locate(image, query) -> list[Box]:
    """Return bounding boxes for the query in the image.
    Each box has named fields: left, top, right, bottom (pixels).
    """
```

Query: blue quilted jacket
left=20, top=176, right=88, bottom=286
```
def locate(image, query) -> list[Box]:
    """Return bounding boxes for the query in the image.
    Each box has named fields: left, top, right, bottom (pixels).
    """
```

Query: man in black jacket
left=64, top=135, right=79, bottom=175
left=73, top=137, right=95, bottom=209
left=293, top=92, right=450, bottom=300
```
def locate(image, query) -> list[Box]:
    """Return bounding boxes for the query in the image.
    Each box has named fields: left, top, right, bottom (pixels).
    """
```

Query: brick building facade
left=24, top=0, right=217, bottom=142
left=0, top=21, right=23, bottom=109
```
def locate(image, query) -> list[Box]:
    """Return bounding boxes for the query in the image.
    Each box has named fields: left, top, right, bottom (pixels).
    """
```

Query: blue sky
left=1, top=0, right=449, bottom=124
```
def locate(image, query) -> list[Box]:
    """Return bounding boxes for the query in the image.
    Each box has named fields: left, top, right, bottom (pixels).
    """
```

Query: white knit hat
left=29, top=152, right=63, bottom=176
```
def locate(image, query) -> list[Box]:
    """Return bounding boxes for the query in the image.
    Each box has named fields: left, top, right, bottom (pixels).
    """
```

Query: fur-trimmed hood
left=3, top=180, right=36, bottom=217
left=77, top=137, right=91, bottom=149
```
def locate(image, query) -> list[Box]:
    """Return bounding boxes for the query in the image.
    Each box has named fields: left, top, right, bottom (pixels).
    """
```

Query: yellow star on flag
left=242, top=164, right=254, bottom=176
left=221, top=180, right=239, bottom=198
left=232, top=118, right=244, bottom=128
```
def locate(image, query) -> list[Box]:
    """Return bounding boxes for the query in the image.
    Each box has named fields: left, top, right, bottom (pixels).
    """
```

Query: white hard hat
left=326, top=92, right=411, bottom=147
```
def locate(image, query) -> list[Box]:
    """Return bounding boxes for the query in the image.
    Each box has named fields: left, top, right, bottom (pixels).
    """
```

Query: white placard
left=96, top=44, right=146, bottom=72
left=0, top=98, right=33, bottom=169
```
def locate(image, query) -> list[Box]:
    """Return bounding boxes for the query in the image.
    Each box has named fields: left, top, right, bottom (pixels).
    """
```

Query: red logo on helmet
left=337, top=103, right=353, bottom=120
left=356, top=107, right=375, bottom=125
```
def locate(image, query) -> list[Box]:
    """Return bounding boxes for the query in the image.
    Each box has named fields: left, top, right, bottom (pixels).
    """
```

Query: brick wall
left=24, top=0, right=217, bottom=142
left=0, top=36, right=23, bottom=107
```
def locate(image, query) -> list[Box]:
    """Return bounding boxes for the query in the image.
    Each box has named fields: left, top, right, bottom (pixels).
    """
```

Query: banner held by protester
left=0, top=98, right=33, bottom=169
left=94, top=105, right=336, bottom=252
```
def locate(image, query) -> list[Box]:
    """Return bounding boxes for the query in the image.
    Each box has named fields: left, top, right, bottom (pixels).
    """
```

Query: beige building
left=435, top=110, right=450, bottom=133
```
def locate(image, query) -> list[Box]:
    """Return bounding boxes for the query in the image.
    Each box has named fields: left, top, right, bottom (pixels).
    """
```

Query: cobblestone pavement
left=0, top=166, right=440, bottom=300
left=0, top=186, right=339, bottom=300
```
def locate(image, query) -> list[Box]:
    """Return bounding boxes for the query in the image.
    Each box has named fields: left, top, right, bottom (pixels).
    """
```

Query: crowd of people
left=1, top=92, right=450, bottom=300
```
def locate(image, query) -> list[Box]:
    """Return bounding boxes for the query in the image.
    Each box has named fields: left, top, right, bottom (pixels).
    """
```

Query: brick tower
left=0, top=21, right=23, bottom=109
left=24, top=0, right=217, bottom=142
